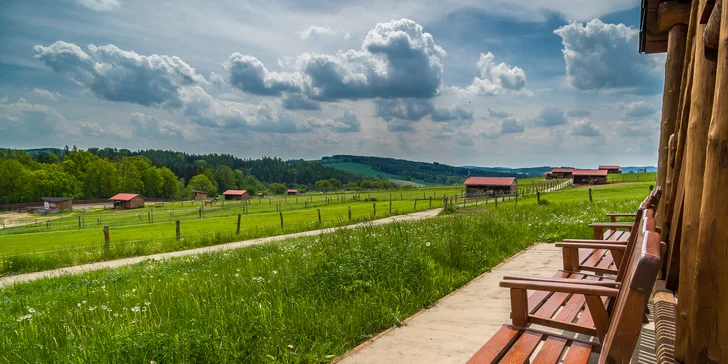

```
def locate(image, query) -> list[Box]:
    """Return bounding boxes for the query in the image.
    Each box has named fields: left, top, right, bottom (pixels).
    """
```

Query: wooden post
left=318, top=209, right=322, bottom=224
left=373, top=203, right=376, bottom=217
left=495, top=196, right=498, bottom=208
left=348, top=206, right=351, bottom=221
left=103, top=226, right=110, bottom=249
left=656, top=23, right=688, bottom=222
left=175, top=220, right=180, bottom=241
left=687, top=3, right=728, bottom=360
left=676, top=3, right=718, bottom=358
left=429, top=196, right=432, bottom=208
left=414, top=199, right=417, bottom=210
left=279, top=212, right=283, bottom=230
left=389, top=200, right=392, bottom=214
left=78, top=215, right=81, bottom=229
left=537, top=191, right=541, bottom=204
left=236, top=214, right=241, bottom=235
left=589, top=188, right=593, bottom=203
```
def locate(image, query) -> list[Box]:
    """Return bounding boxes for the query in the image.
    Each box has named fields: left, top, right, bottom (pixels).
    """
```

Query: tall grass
left=0, top=195, right=640, bottom=363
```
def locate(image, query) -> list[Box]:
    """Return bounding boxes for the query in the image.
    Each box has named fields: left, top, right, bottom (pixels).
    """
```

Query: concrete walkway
left=0, top=208, right=442, bottom=288
left=337, top=242, right=655, bottom=364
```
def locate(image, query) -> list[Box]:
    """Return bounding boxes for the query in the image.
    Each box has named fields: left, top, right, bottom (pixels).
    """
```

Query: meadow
left=0, top=182, right=648, bottom=363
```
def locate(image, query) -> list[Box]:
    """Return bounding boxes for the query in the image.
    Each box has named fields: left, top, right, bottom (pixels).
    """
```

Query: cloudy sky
left=0, top=0, right=665, bottom=168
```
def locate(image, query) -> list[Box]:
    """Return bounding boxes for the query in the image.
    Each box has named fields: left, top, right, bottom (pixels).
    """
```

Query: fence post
left=348, top=206, right=352, bottom=221
left=515, top=192, right=518, bottom=207
left=589, top=188, right=593, bottom=203
left=389, top=200, right=392, bottom=214
left=78, top=215, right=82, bottom=229
left=280, top=212, right=283, bottom=230
left=429, top=196, right=432, bottom=208
left=495, top=196, right=498, bottom=208
left=537, top=191, right=541, bottom=204
left=175, top=220, right=181, bottom=241
left=649, top=184, right=654, bottom=191
left=373, top=203, right=376, bottom=217
left=414, top=198, right=417, bottom=210
left=103, top=226, right=110, bottom=249
left=236, top=214, right=241, bottom=234
left=318, top=209, right=322, bottom=224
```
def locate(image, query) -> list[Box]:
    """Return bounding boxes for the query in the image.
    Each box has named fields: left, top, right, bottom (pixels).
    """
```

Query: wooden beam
left=705, top=0, right=722, bottom=51
left=701, top=0, right=718, bottom=24
left=656, top=24, right=688, bottom=225
left=687, top=1, right=728, bottom=360
left=658, top=1, right=693, bottom=33
left=675, top=5, right=718, bottom=360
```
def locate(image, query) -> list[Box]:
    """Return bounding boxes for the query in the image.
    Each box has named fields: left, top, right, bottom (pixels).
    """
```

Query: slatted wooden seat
left=559, top=189, right=661, bottom=276
left=468, top=222, right=662, bottom=363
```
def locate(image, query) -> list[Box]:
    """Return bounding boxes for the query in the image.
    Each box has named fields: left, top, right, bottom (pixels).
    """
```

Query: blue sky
left=0, top=0, right=665, bottom=167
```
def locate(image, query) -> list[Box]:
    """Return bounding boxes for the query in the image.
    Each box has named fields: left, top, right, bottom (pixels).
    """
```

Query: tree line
left=0, top=148, right=394, bottom=204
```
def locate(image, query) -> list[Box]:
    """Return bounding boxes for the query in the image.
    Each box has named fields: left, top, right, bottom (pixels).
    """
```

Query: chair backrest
left=600, top=215, right=661, bottom=363
left=614, top=198, right=655, bottom=283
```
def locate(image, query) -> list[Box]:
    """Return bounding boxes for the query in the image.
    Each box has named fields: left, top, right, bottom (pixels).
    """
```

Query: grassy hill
left=321, top=162, right=431, bottom=186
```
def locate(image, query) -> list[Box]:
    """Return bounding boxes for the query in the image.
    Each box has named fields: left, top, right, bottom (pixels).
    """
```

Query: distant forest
left=320, top=155, right=530, bottom=185
left=0, top=147, right=392, bottom=204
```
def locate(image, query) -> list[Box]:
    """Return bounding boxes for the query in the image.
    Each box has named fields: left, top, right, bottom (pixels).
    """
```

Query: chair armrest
left=563, top=239, right=628, bottom=245
left=502, top=275, right=620, bottom=287
left=606, top=213, right=636, bottom=217
left=499, top=280, right=620, bottom=297
left=555, top=242, right=627, bottom=250
left=589, top=222, right=634, bottom=229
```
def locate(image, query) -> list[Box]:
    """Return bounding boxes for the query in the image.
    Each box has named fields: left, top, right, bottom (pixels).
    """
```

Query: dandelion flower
left=131, top=306, right=140, bottom=312
left=272, top=270, right=278, bottom=275
left=27, top=307, right=36, bottom=313
left=425, top=242, right=431, bottom=247
left=144, top=301, right=151, bottom=306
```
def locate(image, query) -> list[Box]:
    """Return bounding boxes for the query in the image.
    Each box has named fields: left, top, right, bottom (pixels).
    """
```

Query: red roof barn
left=598, top=165, right=623, bottom=174
left=222, top=189, right=250, bottom=200
left=572, top=169, right=608, bottom=185
left=550, top=167, right=575, bottom=178
left=464, top=177, right=517, bottom=197
left=287, top=189, right=300, bottom=195
left=109, top=193, right=145, bottom=209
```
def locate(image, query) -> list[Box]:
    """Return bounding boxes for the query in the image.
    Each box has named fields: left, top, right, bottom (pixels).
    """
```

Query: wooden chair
left=467, top=225, right=662, bottom=363
left=557, top=189, right=661, bottom=276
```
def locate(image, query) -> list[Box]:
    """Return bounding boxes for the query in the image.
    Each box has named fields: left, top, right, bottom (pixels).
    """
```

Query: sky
left=0, top=0, right=665, bottom=168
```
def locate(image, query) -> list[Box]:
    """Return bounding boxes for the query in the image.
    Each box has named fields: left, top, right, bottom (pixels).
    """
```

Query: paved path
left=337, top=242, right=653, bottom=364
left=0, top=208, right=442, bottom=288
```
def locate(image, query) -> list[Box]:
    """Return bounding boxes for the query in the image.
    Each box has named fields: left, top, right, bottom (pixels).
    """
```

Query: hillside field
left=0, top=182, right=653, bottom=363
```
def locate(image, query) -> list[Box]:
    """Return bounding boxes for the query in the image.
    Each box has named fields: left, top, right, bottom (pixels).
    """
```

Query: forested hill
left=319, top=155, right=535, bottom=185
left=87, top=148, right=366, bottom=187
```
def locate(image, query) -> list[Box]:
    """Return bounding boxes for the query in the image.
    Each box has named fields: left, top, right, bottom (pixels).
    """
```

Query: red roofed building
left=109, top=193, right=145, bottom=209
left=287, top=189, right=300, bottom=195
left=551, top=167, right=575, bottom=178
left=222, top=189, right=250, bottom=201
left=464, top=177, right=517, bottom=197
left=598, top=165, right=623, bottom=174
left=572, top=169, right=608, bottom=185
left=544, top=171, right=553, bottom=180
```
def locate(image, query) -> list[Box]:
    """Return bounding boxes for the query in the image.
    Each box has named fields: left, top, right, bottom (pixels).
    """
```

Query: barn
left=598, top=165, right=623, bottom=174
left=551, top=167, right=575, bottom=178
left=572, top=169, right=608, bottom=185
left=222, top=189, right=250, bottom=200
left=41, top=197, right=73, bottom=211
left=109, top=193, right=145, bottom=209
left=192, top=190, right=208, bottom=200
left=287, top=189, right=300, bottom=196
left=544, top=171, right=553, bottom=180
left=464, top=177, right=517, bottom=197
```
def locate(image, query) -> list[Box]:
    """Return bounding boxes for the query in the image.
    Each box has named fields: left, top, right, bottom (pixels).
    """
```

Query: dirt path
left=0, top=208, right=443, bottom=288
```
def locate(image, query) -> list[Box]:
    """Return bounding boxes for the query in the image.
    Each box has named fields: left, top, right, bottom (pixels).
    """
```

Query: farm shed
left=550, top=167, right=574, bottom=178
left=41, top=197, right=73, bottom=211
left=544, top=171, right=553, bottom=180
left=109, top=193, right=145, bottom=209
left=571, top=169, right=608, bottom=185
left=464, top=177, right=516, bottom=197
left=598, top=165, right=623, bottom=174
left=192, top=190, right=208, bottom=200
left=287, top=189, right=300, bottom=195
left=222, top=189, right=250, bottom=200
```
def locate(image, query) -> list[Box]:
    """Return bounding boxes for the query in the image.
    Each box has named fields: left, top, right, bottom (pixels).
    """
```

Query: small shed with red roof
left=598, top=165, right=623, bottom=174
left=572, top=169, right=608, bottom=185
left=222, top=189, right=250, bottom=201
left=287, top=189, right=300, bottom=196
left=109, top=193, right=145, bottom=209
left=464, top=177, right=517, bottom=197
left=551, top=167, right=575, bottom=178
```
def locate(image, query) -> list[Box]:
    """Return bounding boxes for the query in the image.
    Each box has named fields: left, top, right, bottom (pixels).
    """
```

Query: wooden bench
left=558, top=189, right=661, bottom=276
left=468, top=223, right=662, bottom=363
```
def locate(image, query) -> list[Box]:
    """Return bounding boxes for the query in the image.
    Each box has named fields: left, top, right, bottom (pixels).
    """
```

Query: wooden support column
left=675, top=2, right=718, bottom=359
left=656, top=23, right=688, bottom=227
left=687, top=2, right=728, bottom=360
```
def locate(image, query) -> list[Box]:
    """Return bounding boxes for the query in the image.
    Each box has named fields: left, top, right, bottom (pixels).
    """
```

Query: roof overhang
left=640, top=0, right=692, bottom=54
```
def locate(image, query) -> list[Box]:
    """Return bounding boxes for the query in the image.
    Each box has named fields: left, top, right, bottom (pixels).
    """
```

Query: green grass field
left=0, top=182, right=649, bottom=363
